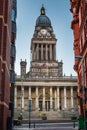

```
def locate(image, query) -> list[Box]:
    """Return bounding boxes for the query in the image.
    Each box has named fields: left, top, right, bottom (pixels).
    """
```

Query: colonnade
left=14, top=86, right=74, bottom=111
left=32, top=43, right=56, bottom=61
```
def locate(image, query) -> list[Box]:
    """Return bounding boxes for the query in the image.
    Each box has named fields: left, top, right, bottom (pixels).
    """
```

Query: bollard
left=73, top=121, right=75, bottom=128
left=34, top=122, right=35, bottom=128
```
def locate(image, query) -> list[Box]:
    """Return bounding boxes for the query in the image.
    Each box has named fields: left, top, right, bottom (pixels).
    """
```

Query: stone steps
left=14, top=110, right=79, bottom=119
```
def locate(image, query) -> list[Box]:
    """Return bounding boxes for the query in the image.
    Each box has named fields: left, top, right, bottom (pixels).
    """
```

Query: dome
left=36, top=6, right=51, bottom=27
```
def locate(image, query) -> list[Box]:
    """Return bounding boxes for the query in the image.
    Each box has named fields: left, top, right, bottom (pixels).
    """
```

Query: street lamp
left=20, top=80, right=23, bottom=115
left=28, top=99, right=32, bottom=128
left=20, top=87, right=22, bottom=114
left=75, top=55, right=86, bottom=130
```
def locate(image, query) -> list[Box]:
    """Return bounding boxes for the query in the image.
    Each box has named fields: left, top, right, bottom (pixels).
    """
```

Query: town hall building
left=14, top=6, right=78, bottom=118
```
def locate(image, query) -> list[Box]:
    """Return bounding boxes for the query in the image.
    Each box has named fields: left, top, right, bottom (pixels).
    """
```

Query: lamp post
left=28, top=99, right=32, bottom=128
left=75, top=55, right=86, bottom=130
left=21, top=79, right=23, bottom=115
left=21, top=87, right=22, bottom=114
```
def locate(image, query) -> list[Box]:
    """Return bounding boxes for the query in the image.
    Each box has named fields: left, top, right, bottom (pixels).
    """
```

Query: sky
left=15, top=0, right=77, bottom=76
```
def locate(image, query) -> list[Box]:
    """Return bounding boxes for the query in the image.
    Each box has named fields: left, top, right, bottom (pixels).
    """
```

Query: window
left=10, top=69, right=15, bottom=83
left=12, top=9, right=16, bottom=22
left=11, top=44, right=16, bottom=58
left=12, top=21, right=16, bottom=33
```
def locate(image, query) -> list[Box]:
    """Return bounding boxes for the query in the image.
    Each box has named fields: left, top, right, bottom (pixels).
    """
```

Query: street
left=13, top=128, right=77, bottom=130
left=13, top=122, right=78, bottom=130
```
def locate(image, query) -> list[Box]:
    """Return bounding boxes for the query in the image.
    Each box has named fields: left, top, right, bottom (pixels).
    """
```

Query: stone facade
left=15, top=75, right=78, bottom=118
left=15, top=6, right=78, bottom=118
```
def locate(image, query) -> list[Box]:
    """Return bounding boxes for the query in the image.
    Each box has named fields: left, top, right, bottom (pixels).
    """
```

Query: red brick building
left=70, top=0, right=87, bottom=115
left=0, top=0, right=17, bottom=130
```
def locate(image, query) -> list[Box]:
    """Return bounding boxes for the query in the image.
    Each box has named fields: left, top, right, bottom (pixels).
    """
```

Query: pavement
left=13, top=118, right=79, bottom=130
left=13, top=128, right=78, bottom=130
left=13, top=125, right=78, bottom=130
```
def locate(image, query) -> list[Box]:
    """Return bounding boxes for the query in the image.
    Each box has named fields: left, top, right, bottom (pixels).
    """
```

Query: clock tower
left=15, top=5, right=78, bottom=116
left=30, top=6, right=63, bottom=78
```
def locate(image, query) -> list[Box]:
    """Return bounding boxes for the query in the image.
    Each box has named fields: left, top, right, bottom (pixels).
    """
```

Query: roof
left=36, top=6, right=51, bottom=27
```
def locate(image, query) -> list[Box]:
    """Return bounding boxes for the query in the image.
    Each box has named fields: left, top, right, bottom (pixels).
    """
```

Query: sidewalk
left=13, top=126, right=78, bottom=130
left=13, top=128, right=33, bottom=130
left=72, top=127, right=78, bottom=130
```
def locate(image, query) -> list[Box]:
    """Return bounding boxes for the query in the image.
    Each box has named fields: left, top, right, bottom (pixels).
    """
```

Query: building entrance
left=39, top=101, right=50, bottom=111
left=39, top=101, right=42, bottom=111
left=45, top=101, right=50, bottom=111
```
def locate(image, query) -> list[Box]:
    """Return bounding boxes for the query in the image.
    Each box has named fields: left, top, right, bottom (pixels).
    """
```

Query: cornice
left=31, top=38, right=57, bottom=44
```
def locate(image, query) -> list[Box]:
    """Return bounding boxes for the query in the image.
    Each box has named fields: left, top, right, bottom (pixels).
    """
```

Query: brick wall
left=0, top=0, right=12, bottom=130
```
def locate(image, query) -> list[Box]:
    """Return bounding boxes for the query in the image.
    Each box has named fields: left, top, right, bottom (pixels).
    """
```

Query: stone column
left=36, top=86, right=39, bottom=110
left=46, top=44, right=48, bottom=60
left=41, top=44, right=43, bottom=60
left=50, top=44, right=52, bottom=60
left=14, top=86, right=17, bottom=108
left=32, top=44, right=35, bottom=60
left=50, top=86, right=53, bottom=110
left=54, top=89, right=57, bottom=110
left=37, top=44, right=39, bottom=60
left=64, top=87, right=67, bottom=109
left=57, top=86, right=60, bottom=110
left=35, top=44, right=37, bottom=60
left=53, top=45, right=56, bottom=60
left=28, top=86, right=31, bottom=99
left=71, top=86, right=74, bottom=108
left=43, top=87, right=45, bottom=111
left=21, top=86, right=24, bottom=110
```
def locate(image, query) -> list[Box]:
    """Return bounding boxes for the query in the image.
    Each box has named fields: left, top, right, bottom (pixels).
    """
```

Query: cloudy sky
left=15, top=0, right=77, bottom=76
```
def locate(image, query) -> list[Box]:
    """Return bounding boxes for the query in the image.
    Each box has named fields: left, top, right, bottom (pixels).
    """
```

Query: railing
left=15, top=75, right=77, bottom=81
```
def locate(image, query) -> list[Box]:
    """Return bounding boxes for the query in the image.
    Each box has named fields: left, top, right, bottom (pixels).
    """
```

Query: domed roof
left=36, top=6, right=51, bottom=27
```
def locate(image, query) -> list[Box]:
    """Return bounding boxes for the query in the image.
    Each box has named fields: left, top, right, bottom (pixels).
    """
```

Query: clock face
left=40, top=29, right=47, bottom=35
